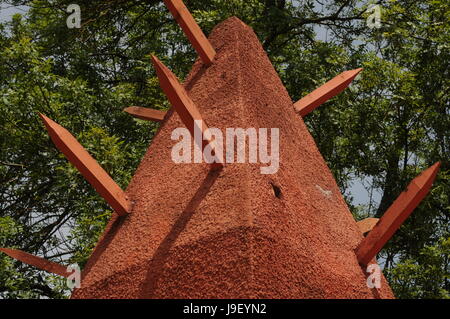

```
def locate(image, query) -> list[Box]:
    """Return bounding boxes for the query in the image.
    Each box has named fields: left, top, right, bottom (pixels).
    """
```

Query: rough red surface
left=294, top=68, right=362, bottom=117
left=71, top=17, right=394, bottom=299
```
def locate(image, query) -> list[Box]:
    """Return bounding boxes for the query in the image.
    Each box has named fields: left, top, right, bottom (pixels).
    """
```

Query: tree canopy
left=0, top=0, right=448, bottom=298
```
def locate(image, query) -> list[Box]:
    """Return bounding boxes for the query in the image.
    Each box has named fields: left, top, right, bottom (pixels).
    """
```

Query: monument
left=1, top=0, right=440, bottom=299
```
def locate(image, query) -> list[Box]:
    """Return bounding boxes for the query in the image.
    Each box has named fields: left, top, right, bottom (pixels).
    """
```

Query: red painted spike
left=39, top=114, right=131, bottom=216
left=294, top=68, right=363, bottom=117
left=357, top=218, right=379, bottom=236
left=163, top=0, right=216, bottom=65
left=151, top=55, right=223, bottom=167
left=356, top=162, right=441, bottom=266
left=124, top=106, right=167, bottom=122
left=150, top=55, right=211, bottom=149
left=0, top=248, right=69, bottom=278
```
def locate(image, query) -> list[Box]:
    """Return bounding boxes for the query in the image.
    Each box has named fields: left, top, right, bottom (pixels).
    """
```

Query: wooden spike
left=151, top=55, right=222, bottom=167
left=124, top=106, right=167, bottom=122
left=0, top=248, right=69, bottom=278
left=163, top=0, right=216, bottom=65
left=39, top=114, right=130, bottom=216
left=356, top=162, right=441, bottom=266
left=294, top=68, right=363, bottom=117
left=357, top=218, right=379, bottom=236
left=151, top=55, right=210, bottom=149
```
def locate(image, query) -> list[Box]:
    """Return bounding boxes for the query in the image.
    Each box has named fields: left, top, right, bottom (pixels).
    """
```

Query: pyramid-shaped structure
left=71, top=17, right=394, bottom=299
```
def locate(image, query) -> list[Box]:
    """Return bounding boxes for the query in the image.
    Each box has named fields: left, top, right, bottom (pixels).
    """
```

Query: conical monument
left=1, top=0, right=440, bottom=299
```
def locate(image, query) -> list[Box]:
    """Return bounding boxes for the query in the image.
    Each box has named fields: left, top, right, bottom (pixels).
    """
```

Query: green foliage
left=0, top=7, right=160, bottom=298
left=0, top=0, right=448, bottom=298
left=387, top=237, right=450, bottom=299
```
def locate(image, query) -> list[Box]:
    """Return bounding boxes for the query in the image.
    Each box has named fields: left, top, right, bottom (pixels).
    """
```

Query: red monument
left=1, top=0, right=440, bottom=299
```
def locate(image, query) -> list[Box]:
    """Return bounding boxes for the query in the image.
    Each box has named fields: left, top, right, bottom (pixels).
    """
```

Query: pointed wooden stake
left=357, top=218, right=379, bottom=236
left=356, top=162, right=441, bottom=266
left=163, top=0, right=216, bottom=65
left=294, top=68, right=363, bottom=117
left=151, top=55, right=222, bottom=167
left=124, top=106, right=167, bottom=122
left=39, top=114, right=130, bottom=216
left=0, top=248, right=69, bottom=278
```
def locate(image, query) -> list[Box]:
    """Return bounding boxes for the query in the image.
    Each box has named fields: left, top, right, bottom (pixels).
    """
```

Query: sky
left=0, top=3, right=28, bottom=23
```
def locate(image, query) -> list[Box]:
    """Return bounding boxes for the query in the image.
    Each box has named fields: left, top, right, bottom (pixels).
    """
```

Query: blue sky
left=0, top=3, right=28, bottom=23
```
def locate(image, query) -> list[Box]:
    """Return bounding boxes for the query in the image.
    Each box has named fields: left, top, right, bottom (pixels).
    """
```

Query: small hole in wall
left=270, top=182, right=282, bottom=199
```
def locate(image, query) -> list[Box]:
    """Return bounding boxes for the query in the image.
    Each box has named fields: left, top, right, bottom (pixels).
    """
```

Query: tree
left=0, top=0, right=448, bottom=298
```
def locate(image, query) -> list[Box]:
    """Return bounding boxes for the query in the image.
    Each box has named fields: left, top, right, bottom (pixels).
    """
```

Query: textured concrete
left=71, top=17, right=394, bottom=299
